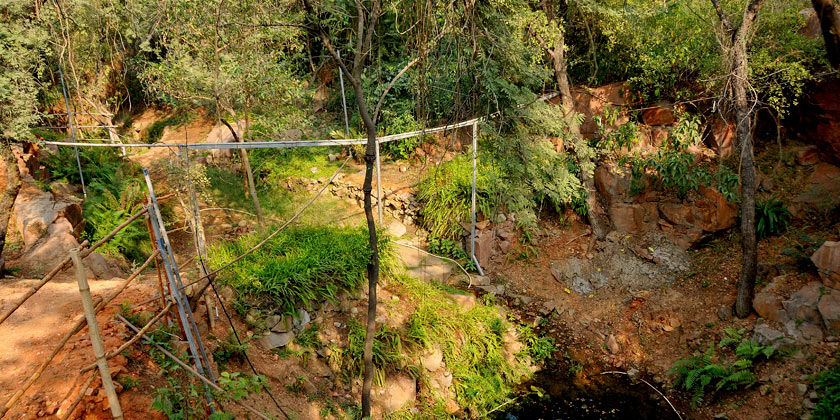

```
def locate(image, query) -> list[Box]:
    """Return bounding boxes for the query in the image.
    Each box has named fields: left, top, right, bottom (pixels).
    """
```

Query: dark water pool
left=497, top=370, right=680, bottom=420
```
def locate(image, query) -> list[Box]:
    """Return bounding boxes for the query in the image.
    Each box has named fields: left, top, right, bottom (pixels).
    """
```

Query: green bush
left=428, top=237, right=476, bottom=271
left=418, top=155, right=496, bottom=239
left=212, top=329, right=250, bottom=367
left=143, top=111, right=194, bottom=144
left=208, top=226, right=395, bottom=317
left=755, top=198, right=791, bottom=239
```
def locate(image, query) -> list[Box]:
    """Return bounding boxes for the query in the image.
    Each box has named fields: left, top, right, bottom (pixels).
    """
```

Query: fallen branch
left=116, top=315, right=274, bottom=420
left=58, top=372, right=96, bottom=420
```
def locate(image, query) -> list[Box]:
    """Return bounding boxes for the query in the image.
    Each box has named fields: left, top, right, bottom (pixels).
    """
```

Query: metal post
left=70, top=248, right=123, bottom=420
left=143, top=170, right=216, bottom=410
left=470, top=122, right=485, bottom=276
left=58, top=67, right=86, bottom=198
left=375, top=140, right=383, bottom=224
left=337, top=50, right=350, bottom=137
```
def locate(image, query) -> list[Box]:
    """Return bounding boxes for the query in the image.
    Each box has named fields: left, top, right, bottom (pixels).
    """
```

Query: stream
left=497, top=369, right=679, bottom=420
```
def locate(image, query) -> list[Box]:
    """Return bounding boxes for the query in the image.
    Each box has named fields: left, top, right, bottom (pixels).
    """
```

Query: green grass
left=208, top=225, right=395, bottom=317
left=143, top=111, right=194, bottom=143
left=250, top=146, right=343, bottom=183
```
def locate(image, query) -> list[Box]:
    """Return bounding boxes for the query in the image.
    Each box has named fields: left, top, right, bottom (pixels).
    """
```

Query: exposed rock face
left=812, top=241, right=840, bottom=288
left=704, top=117, right=735, bottom=158
left=595, top=163, right=737, bottom=247
left=799, top=8, right=823, bottom=39
left=372, top=374, right=416, bottom=415
left=793, top=163, right=840, bottom=215
left=797, top=77, right=840, bottom=165
left=550, top=82, right=628, bottom=137
left=641, top=106, right=675, bottom=126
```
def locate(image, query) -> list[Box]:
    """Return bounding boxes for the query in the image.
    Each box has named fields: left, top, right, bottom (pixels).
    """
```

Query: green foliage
left=294, top=324, right=322, bottom=350
left=217, top=372, right=267, bottom=401
left=418, top=155, right=496, bottom=239
left=212, top=329, right=250, bottom=367
left=0, top=0, right=46, bottom=141
left=43, top=146, right=151, bottom=261
left=208, top=226, right=395, bottom=317
left=812, top=361, right=840, bottom=419
left=593, top=105, right=640, bottom=155
left=428, top=237, right=476, bottom=271
left=755, top=198, right=791, bottom=239
left=516, top=325, right=556, bottom=364
left=249, top=146, right=340, bottom=185
left=669, top=332, right=775, bottom=407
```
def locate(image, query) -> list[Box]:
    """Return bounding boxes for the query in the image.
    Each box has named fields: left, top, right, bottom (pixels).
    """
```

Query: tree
left=710, top=0, right=768, bottom=318
left=811, top=0, right=840, bottom=68
left=534, top=1, right=609, bottom=240
left=304, top=0, right=450, bottom=415
left=0, top=0, right=44, bottom=276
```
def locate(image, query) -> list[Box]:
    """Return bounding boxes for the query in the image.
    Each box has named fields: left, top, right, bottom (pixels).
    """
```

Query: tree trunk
left=550, top=30, right=610, bottom=240
left=812, top=0, right=840, bottom=69
left=350, top=80, right=381, bottom=419
left=220, top=118, right=264, bottom=227
left=0, top=143, right=22, bottom=277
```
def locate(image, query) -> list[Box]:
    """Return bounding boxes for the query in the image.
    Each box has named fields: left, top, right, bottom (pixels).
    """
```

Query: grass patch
left=143, top=111, right=194, bottom=143
left=250, top=146, right=343, bottom=183
left=208, top=225, right=395, bottom=317
left=812, top=358, right=840, bottom=419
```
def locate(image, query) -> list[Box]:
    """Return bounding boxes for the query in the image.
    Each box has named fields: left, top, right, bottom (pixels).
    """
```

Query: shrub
left=418, top=155, right=495, bottom=239
left=755, top=198, right=791, bottom=239
left=212, top=329, right=250, bottom=367
left=428, top=237, right=476, bottom=271
left=142, top=111, right=194, bottom=144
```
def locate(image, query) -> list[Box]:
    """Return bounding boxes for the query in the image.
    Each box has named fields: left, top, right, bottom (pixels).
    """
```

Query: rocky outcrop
left=205, top=120, right=248, bottom=162
left=641, top=105, right=675, bottom=126
left=549, top=82, right=629, bottom=137
left=595, top=163, right=737, bottom=247
left=796, top=77, right=840, bottom=165
left=372, top=374, right=416, bottom=415
left=812, top=241, right=840, bottom=289
left=793, top=163, right=840, bottom=216
left=753, top=276, right=790, bottom=323
left=703, top=117, right=735, bottom=158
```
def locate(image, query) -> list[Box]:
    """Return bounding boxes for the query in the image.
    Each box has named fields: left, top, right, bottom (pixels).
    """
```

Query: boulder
left=753, top=324, right=793, bottom=349
left=387, top=219, right=407, bottom=238
left=818, top=291, right=840, bottom=335
left=811, top=241, right=840, bottom=289
left=372, top=374, right=416, bottom=415
left=420, top=346, right=444, bottom=372
left=205, top=120, right=248, bottom=161
left=610, top=203, right=659, bottom=235
left=793, top=163, right=840, bottom=214
left=642, top=105, right=675, bottom=126
left=448, top=293, right=476, bottom=310
left=13, top=178, right=59, bottom=248
left=259, top=331, right=294, bottom=349
left=562, top=82, right=629, bottom=137
left=595, top=165, right=633, bottom=204
left=292, top=309, right=311, bottom=331
left=798, top=9, right=822, bottom=39
left=474, top=229, right=494, bottom=268
left=782, top=283, right=824, bottom=325
left=796, top=146, right=821, bottom=166
left=785, top=320, right=824, bottom=345
left=797, top=78, right=840, bottom=165
left=754, top=277, right=790, bottom=323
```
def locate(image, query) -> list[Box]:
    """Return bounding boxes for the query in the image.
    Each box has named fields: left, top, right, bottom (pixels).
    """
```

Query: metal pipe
left=338, top=50, right=350, bottom=137
left=58, top=67, right=86, bottom=198
left=470, top=122, right=485, bottom=277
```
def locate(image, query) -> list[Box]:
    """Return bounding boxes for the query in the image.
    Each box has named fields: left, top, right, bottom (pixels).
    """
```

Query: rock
left=818, top=291, right=840, bottom=335
left=754, top=278, right=790, bottom=323
left=13, top=177, right=59, bottom=248
left=717, top=306, right=732, bottom=321
left=811, top=241, right=840, bottom=288
left=371, top=374, right=416, bottom=415
left=270, top=315, right=293, bottom=333
left=797, top=146, right=821, bottom=166
left=420, top=346, right=443, bottom=372
left=753, top=324, right=787, bottom=349
left=610, top=203, right=659, bottom=235
left=785, top=321, right=824, bottom=344
left=793, top=163, right=840, bottom=214
left=387, top=220, right=407, bottom=238
left=799, top=8, right=822, bottom=39
left=206, top=121, right=248, bottom=160
left=798, top=78, right=840, bottom=165
left=641, top=105, right=675, bottom=126
left=797, top=383, right=808, bottom=397
left=293, top=309, right=311, bottom=331
left=472, top=276, right=491, bottom=286
left=759, top=384, right=771, bottom=396
left=567, top=82, right=629, bottom=136
left=449, top=293, right=476, bottom=310
left=259, top=331, right=294, bottom=349
left=606, top=334, right=620, bottom=354
left=783, top=283, right=823, bottom=325
left=474, top=230, right=494, bottom=268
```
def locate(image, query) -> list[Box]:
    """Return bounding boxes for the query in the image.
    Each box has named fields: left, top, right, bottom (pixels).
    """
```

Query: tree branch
left=710, top=0, right=734, bottom=33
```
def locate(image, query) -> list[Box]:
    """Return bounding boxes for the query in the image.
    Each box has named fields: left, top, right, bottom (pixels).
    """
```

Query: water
left=498, top=370, right=679, bottom=420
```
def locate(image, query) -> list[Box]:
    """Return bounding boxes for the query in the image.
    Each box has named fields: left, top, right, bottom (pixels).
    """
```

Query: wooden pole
left=80, top=301, right=174, bottom=373
left=70, top=248, right=123, bottom=420
left=0, top=251, right=156, bottom=418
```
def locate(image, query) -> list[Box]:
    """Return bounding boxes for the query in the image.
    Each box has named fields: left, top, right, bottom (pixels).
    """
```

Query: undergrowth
left=668, top=328, right=776, bottom=407
left=208, top=225, right=395, bottom=317
left=811, top=356, right=840, bottom=419
left=43, top=146, right=151, bottom=261
left=142, top=111, right=194, bottom=143
left=417, top=155, right=496, bottom=239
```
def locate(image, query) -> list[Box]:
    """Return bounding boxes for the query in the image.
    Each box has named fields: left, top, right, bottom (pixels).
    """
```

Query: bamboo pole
left=70, top=248, right=123, bottom=420
left=0, top=251, right=157, bottom=418
left=116, top=315, right=274, bottom=420
left=80, top=301, right=174, bottom=374
left=0, top=206, right=149, bottom=328
left=59, top=372, right=96, bottom=420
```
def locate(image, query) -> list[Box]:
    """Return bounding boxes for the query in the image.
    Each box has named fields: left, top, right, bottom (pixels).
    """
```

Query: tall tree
left=710, top=0, right=768, bottom=318
left=0, top=0, right=44, bottom=276
left=811, top=0, right=840, bottom=68
left=304, top=0, right=449, bottom=415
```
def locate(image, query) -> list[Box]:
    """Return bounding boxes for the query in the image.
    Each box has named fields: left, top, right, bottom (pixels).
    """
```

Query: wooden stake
left=70, top=248, right=123, bottom=420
